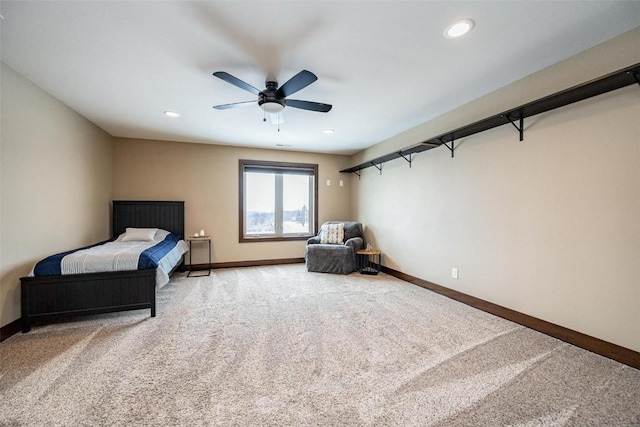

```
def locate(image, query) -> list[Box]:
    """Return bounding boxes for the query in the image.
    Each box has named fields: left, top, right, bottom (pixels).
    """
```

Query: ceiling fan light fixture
left=260, top=101, right=285, bottom=114
left=445, top=19, right=474, bottom=38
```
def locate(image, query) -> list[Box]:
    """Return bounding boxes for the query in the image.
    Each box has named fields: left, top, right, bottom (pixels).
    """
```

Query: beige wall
left=112, top=138, right=352, bottom=265
left=1, top=62, right=114, bottom=327
left=350, top=30, right=640, bottom=352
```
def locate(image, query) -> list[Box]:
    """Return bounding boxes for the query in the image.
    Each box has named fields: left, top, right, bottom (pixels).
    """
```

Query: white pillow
left=153, top=229, right=171, bottom=242
left=120, top=227, right=158, bottom=242
left=320, top=223, right=344, bottom=244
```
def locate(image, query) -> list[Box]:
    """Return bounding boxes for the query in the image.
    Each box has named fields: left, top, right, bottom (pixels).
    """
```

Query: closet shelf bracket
left=503, top=114, right=524, bottom=142
left=371, top=162, right=383, bottom=175
left=439, top=138, right=455, bottom=158
left=631, top=70, right=640, bottom=87
left=398, top=152, right=414, bottom=168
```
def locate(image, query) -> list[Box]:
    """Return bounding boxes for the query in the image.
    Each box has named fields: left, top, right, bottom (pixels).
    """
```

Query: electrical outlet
left=326, top=179, right=331, bottom=186
left=339, top=180, right=344, bottom=187
left=452, top=268, right=459, bottom=279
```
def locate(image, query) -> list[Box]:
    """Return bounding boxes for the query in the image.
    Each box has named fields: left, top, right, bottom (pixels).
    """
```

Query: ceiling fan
left=212, top=70, right=332, bottom=116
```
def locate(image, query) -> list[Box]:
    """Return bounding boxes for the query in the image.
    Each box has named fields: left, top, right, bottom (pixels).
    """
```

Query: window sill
left=240, top=235, right=312, bottom=243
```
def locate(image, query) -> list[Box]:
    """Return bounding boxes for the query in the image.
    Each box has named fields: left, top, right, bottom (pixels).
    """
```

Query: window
left=239, top=159, right=318, bottom=242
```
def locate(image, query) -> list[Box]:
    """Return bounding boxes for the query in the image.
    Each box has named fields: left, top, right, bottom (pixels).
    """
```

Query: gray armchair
left=305, top=221, right=365, bottom=274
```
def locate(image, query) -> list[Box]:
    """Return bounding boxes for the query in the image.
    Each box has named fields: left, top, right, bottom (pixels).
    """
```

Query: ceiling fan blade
left=213, top=100, right=256, bottom=110
left=213, top=71, right=261, bottom=95
left=276, top=70, right=318, bottom=98
left=286, top=99, right=332, bottom=113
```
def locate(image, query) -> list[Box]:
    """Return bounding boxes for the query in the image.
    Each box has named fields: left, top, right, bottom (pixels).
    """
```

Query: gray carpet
left=1, top=265, right=638, bottom=426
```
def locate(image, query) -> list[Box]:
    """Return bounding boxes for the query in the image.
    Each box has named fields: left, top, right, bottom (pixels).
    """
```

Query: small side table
left=357, top=249, right=382, bottom=275
left=187, top=236, right=211, bottom=277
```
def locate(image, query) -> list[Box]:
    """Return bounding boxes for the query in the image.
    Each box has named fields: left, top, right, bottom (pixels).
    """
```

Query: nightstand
left=186, top=236, right=211, bottom=277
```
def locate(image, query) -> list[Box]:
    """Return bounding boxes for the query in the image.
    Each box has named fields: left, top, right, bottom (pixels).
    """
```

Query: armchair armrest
left=344, top=236, right=364, bottom=253
left=307, top=235, right=322, bottom=245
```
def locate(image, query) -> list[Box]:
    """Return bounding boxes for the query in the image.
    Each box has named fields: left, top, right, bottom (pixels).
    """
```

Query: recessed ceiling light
left=444, top=19, right=474, bottom=39
left=164, top=111, right=181, bottom=118
left=322, top=129, right=335, bottom=134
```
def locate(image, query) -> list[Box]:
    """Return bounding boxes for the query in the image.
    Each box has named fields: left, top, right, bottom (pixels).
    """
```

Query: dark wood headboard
left=112, top=201, right=185, bottom=239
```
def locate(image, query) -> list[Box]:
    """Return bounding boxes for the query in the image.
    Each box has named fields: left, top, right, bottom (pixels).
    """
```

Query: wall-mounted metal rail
left=341, top=62, right=640, bottom=175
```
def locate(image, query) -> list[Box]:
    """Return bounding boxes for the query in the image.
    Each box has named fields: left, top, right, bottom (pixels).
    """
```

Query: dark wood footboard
left=20, top=269, right=156, bottom=333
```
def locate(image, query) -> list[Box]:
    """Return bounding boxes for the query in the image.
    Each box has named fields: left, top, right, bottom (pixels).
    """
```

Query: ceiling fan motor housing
left=258, top=81, right=286, bottom=113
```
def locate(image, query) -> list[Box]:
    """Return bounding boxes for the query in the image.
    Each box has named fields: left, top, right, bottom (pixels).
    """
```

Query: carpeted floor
left=1, top=264, right=639, bottom=426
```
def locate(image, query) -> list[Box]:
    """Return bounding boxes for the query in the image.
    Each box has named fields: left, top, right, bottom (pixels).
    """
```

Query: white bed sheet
left=155, top=240, right=189, bottom=288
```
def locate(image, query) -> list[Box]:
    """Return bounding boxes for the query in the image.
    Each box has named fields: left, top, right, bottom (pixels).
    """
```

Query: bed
left=20, top=200, right=186, bottom=333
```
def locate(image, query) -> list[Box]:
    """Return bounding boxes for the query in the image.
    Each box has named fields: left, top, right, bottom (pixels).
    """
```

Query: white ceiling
left=1, top=1, right=639, bottom=155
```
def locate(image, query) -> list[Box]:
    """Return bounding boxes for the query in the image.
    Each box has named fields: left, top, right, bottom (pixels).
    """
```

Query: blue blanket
left=33, top=234, right=181, bottom=277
